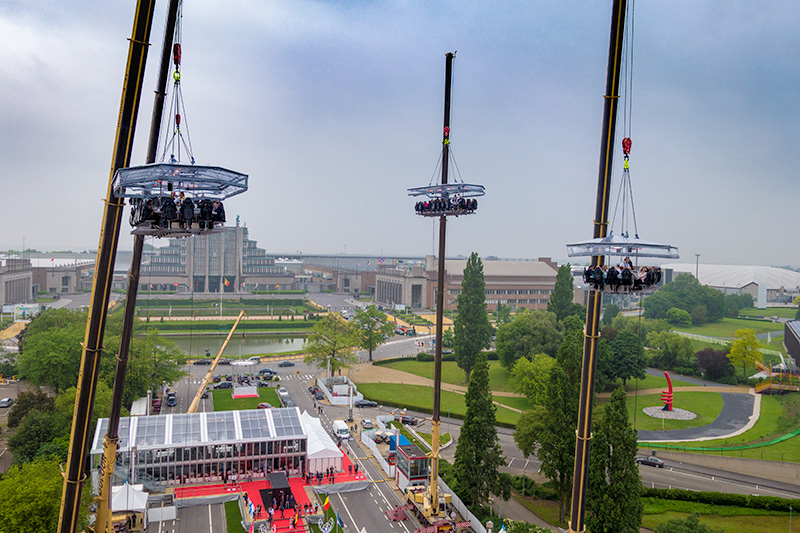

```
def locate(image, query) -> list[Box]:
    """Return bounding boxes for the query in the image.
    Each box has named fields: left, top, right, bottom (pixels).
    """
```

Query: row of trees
left=641, top=273, right=747, bottom=325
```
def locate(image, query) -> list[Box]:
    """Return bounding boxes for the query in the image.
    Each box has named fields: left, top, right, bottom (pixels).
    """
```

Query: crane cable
left=609, top=0, right=639, bottom=240
left=159, top=0, right=195, bottom=165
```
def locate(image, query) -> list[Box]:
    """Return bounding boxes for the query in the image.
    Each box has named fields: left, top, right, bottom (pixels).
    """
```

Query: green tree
left=654, top=513, right=723, bottom=533
left=602, top=303, right=620, bottom=326
left=666, top=307, right=692, bottom=327
left=495, top=310, right=563, bottom=370
left=18, top=308, right=186, bottom=402
left=727, top=328, right=762, bottom=380
left=536, top=363, right=578, bottom=523
left=442, top=327, right=454, bottom=348
left=586, top=387, right=643, bottom=533
left=609, top=330, right=647, bottom=386
left=0, top=456, right=92, bottom=533
left=454, top=353, right=506, bottom=507
left=547, top=264, right=575, bottom=322
left=7, top=389, right=54, bottom=428
left=8, top=409, right=69, bottom=463
left=495, top=302, right=512, bottom=325
left=695, top=348, right=734, bottom=381
left=643, top=274, right=724, bottom=322
left=352, top=306, right=394, bottom=362
left=304, top=315, right=358, bottom=379
left=509, top=353, right=555, bottom=406
left=647, top=331, right=694, bottom=370
left=453, top=253, right=493, bottom=382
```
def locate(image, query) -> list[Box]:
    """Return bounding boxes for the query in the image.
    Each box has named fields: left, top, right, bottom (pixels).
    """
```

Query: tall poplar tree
left=454, top=353, right=506, bottom=507
left=453, top=252, right=493, bottom=382
left=547, top=263, right=575, bottom=322
left=586, top=387, right=643, bottom=533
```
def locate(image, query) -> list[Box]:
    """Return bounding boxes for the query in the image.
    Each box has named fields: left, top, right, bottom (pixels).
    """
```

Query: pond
left=168, top=334, right=306, bottom=356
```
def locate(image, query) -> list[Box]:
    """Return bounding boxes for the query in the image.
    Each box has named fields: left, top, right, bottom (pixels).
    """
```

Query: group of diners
left=415, top=196, right=477, bottom=215
left=583, top=258, right=662, bottom=292
left=129, top=192, right=226, bottom=230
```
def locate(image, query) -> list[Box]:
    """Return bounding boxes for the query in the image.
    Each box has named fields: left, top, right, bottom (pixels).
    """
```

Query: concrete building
left=375, top=255, right=559, bottom=312
left=0, top=258, right=33, bottom=305
left=141, top=222, right=292, bottom=293
left=662, top=263, right=800, bottom=305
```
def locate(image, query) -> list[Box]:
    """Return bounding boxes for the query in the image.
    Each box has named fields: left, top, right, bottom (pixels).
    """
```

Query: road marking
left=336, top=492, right=359, bottom=531
left=208, top=503, right=213, bottom=532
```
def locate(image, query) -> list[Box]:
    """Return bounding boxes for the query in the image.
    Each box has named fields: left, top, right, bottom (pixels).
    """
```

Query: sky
left=1, top=1, right=799, bottom=268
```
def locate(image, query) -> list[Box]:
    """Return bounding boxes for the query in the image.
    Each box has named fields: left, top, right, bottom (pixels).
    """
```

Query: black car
left=354, top=399, right=378, bottom=408
left=636, top=456, right=664, bottom=468
left=308, top=385, right=321, bottom=394
left=399, top=415, right=418, bottom=425
left=218, top=358, right=233, bottom=365
left=278, top=361, right=295, bottom=367
left=314, top=391, right=325, bottom=400
left=193, top=359, right=212, bottom=365
left=166, top=396, right=177, bottom=407
left=260, top=368, right=277, bottom=376
left=214, top=381, right=233, bottom=389
left=255, top=380, right=272, bottom=388
left=201, top=390, right=209, bottom=399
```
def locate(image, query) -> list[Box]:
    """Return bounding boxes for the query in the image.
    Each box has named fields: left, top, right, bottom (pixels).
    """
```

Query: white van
left=333, top=419, right=351, bottom=441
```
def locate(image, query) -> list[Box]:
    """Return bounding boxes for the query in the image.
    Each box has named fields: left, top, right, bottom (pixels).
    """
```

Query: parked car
left=201, top=390, right=209, bottom=399
left=394, top=327, right=407, bottom=335
left=260, top=368, right=277, bottom=376
left=278, top=360, right=295, bottom=367
left=193, top=359, right=212, bottom=365
left=354, top=399, right=378, bottom=408
left=361, top=419, right=374, bottom=430
left=248, top=356, right=262, bottom=362
left=214, top=381, right=233, bottom=390
left=0, top=398, right=14, bottom=408
left=314, top=391, right=325, bottom=400
left=255, top=380, right=272, bottom=388
left=398, top=415, right=418, bottom=425
left=257, top=402, right=274, bottom=409
left=166, top=395, right=177, bottom=407
left=308, top=385, right=321, bottom=394
left=636, top=456, right=664, bottom=468
left=218, top=358, right=233, bottom=365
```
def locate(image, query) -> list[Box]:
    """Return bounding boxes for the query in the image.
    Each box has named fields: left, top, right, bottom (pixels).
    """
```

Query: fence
left=438, top=477, right=485, bottom=533
left=360, top=430, right=395, bottom=478
left=674, top=331, right=783, bottom=356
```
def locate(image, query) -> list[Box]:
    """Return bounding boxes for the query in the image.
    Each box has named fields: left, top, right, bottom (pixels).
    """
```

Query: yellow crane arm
left=187, top=310, right=245, bottom=414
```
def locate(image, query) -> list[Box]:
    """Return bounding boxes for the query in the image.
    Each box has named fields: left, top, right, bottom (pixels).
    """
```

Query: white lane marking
left=336, top=493, right=360, bottom=531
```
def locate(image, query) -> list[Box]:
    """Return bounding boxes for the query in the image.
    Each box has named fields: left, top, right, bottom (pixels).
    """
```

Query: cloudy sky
left=2, top=1, right=798, bottom=267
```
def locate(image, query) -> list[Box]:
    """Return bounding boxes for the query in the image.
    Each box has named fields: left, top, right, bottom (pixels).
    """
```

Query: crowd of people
left=583, top=258, right=663, bottom=292
left=129, top=192, right=225, bottom=230
left=415, top=196, right=477, bottom=215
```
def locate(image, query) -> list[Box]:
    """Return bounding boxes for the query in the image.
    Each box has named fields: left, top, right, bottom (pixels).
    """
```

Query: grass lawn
left=671, top=317, right=784, bottom=338
left=212, top=387, right=281, bottom=411
left=493, top=395, right=532, bottom=411
left=381, top=359, right=514, bottom=391
left=357, top=383, right=521, bottom=426
left=739, top=307, right=798, bottom=319
left=622, top=374, right=695, bottom=392
left=515, top=495, right=565, bottom=528
left=224, top=500, right=245, bottom=532
left=640, top=394, right=800, bottom=462
left=612, top=392, right=724, bottom=431
left=642, top=497, right=794, bottom=533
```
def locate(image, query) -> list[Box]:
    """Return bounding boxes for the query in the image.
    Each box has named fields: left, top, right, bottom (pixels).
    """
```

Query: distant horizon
left=2, top=245, right=798, bottom=271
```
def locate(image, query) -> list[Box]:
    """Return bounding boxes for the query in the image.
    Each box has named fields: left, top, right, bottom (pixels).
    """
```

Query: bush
left=715, top=375, right=738, bottom=386
left=674, top=366, right=699, bottom=377
left=642, top=488, right=796, bottom=512
left=666, top=307, right=692, bottom=327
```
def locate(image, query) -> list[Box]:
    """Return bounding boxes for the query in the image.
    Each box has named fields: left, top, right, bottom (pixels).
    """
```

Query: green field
left=623, top=374, right=695, bottom=391
left=380, top=359, right=514, bottom=391
left=671, top=317, right=784, bottom=338
left=212, top=387, right=281, bottom=411
left=739, top=307, right=798, bottom=319
left=641, top=498, right=794, bottom=532
left=640, top=394, right=800, bottom=462
left=618, top=391, right=724, bottom=431
left=493, top=395, right=532, bottom=412
left=357, top=382, right=521, bottom=426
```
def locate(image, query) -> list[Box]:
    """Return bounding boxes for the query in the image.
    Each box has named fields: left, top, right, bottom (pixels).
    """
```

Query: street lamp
left=695, top=253, right=701, bottom=280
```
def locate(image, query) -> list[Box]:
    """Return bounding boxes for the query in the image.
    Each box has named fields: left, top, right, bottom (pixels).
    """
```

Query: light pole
left=695, top=253, right=701, bottom=280
left=447, top=408, right=451, bottom=436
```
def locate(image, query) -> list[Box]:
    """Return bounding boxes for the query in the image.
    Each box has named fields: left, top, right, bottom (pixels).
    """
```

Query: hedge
left=141, top=319, right=318, bottom=333
left=642, top=488, right=796, bottom=512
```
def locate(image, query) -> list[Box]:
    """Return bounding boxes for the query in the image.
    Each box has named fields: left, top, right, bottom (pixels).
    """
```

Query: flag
left=275, top=284, right=279, bottom=288
left=149, top=284, right=153, bottom=290
left=337, top=512, right=345, bottom=527
left=255, top=283, right=259, bottom=290
left=323, top=496, right=330, bottom=511
left=248, top=522, right=254, bottom=533
left=367, top=261, right=371, bottom=266
left=378, top=258, right=384, bottom=264
left=224, top=278, right=230, bottom=287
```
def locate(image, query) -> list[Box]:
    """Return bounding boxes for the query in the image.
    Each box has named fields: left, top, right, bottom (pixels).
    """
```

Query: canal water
left=169, top=334, right=306, bottom=356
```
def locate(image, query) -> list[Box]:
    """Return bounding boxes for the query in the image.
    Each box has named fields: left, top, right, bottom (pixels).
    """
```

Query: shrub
left=642, top=488, right=796, bottom=512
left=666, top=307, right=692, bottom=327
left=716, top=375, right=738, bottom=386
